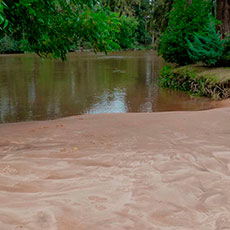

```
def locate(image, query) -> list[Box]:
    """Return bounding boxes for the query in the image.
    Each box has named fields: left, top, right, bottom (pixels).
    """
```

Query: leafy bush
left=187, top=22, right=230, bottom=67
left=187, top=22, right=224, bottom=66
left=0, top=35, right=22, bottom=53
left=77, top=7, right=120, bottom=54
left=158, top=0, right=212, bottom=65
left=159, top=65, right=196, bottom=92
left=117, top=15, right=138, bottom=49
left=1, top=1, right=121, bottom=60
left=135, top=14, right=152, bottom=45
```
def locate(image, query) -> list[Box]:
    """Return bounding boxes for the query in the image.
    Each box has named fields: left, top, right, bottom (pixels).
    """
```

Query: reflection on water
left=0, top=51, right=214, bottom=123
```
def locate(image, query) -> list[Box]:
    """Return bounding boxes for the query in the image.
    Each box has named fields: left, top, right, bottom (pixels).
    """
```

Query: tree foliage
left=158, top=0, right=213, bottom=65
left=0, top=0, right=179, bottom=58
left=150, top=0, right=173, bottom=34
left=117, top=15, right=138, bottom=49
left=102, top=0, right=153, bottom=46
left=0, top=0, right=120, bottom=59
left=187, top=21, right=224, bottom=66
left=101, top=0, right=141, bottom=16
left=133, top=0, right=152, bottom=45
left=0, top=35, right=22, bottom=54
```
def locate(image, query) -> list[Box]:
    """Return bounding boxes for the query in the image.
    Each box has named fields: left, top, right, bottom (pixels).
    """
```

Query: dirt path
left=1, top=108, right=230, bottom=230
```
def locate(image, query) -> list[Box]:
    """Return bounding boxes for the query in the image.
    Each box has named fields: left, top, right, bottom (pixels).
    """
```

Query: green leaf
left=3, top=19, right=8, bottom=29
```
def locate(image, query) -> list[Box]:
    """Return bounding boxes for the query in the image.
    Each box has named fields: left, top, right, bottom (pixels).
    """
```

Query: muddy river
left=0, top=51, right=215, bottom=123
left=1, top=52, right=230, bottom=230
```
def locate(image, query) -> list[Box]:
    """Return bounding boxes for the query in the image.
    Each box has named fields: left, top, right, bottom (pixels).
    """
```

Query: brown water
left=0, top=51, right=214, bottom=123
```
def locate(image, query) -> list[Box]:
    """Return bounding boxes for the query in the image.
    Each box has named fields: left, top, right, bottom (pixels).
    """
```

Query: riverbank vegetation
left=1, top=0, right=230, bottom=100
left=0, top=0, right=173, bottom=58
left=0, top=1, right=229, bottom=63
left=160, top=65, right=230, bottom=99
left=159, top=0, right=230, bottom=99
left=159, top=0, right=230, bottom=67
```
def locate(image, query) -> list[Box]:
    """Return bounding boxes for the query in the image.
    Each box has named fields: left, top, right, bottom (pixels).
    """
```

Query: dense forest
left=0, top=0, right=173, bottom=58
left=0, top=0, right=229, bottom=65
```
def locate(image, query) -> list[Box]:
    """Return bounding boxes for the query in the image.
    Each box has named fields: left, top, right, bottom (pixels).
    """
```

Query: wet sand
left=1, top=108, right=230, bottom=230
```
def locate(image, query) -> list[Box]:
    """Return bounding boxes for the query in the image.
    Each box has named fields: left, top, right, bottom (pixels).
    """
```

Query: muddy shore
left=1, top=107, right=230, bottom=230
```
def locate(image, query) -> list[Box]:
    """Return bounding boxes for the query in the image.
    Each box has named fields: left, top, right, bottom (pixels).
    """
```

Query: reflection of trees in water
left=125, top=52, right=165, bottom=112
left=0, top=55, right=36, bottom=122
left=0, top=52, right=166, bottom=123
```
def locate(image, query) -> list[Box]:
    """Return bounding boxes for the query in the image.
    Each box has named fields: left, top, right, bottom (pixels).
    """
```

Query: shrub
left=187, top=21, right=224, bottom=66
left=135, top=17, right=152, bottom=45
left=0, top=35, right=22, bottom=53
left=158, top=0, right=212, bottom=66
left=117, top=15, right=138, bottom=49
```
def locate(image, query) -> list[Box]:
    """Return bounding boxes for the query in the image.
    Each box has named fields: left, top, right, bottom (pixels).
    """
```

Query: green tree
left=102, top=0, right=153, bottom=46
left=187, top=21, right=224, bottom=66
left=133, top=0, right=152, bottom=45
left=117, top=15, right=138, bottom=49
left=148, top=0, right=173, bottom=46
left=151, top=0, right=173, bottom=34
left=0, top=35, right=22, bottom=53
left=158, top=0, right=213, bottom=65
left=101, top=0, right=141, bottom=16
left=0, top=0, right=120, bottom=59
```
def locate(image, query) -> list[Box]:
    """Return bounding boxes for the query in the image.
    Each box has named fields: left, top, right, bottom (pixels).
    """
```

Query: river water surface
left=0, top=51, right=214, bottom=123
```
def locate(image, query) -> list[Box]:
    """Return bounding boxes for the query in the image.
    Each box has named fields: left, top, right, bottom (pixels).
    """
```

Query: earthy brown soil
left=215, top=98, right=230, bottom=108
left=1, top=107, right=230, bottom=230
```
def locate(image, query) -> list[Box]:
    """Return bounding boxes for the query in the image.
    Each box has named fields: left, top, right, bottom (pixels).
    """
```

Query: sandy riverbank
left=1, top=107, right=230, bottom=230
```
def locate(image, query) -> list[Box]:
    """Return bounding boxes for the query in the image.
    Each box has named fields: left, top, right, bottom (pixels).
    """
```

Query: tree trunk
left=216, top=0, right=230, bottom=35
